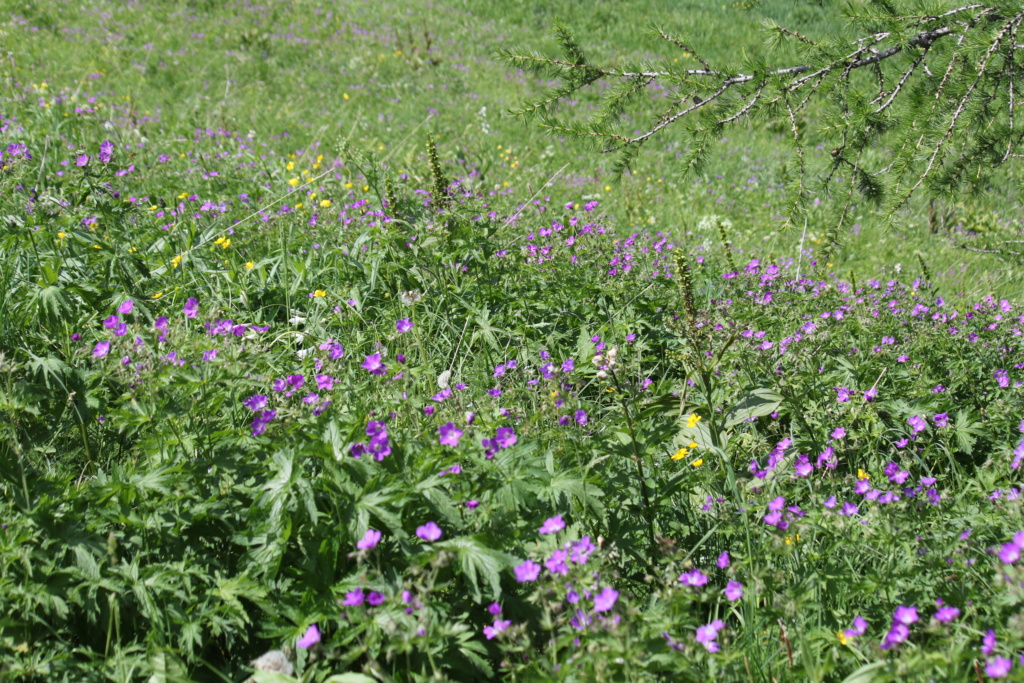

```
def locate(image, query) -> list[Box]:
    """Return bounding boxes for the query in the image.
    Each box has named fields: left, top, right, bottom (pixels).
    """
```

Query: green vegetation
left=1, top=1, right=1023, bottom=681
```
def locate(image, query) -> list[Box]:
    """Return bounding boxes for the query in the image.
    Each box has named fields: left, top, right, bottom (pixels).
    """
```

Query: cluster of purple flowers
left=514, top=535, right=594, bottom=583
left=762, top=496, right=805, bottom=530
left=749, top=438, right=791, bottom=479
left=481, top=426, right=517, bottom=458
left=350, top=420, right=392, bottom=460
left=695, top=620, right=726, bottom=652
left=852, top=473, right=940, bottom=507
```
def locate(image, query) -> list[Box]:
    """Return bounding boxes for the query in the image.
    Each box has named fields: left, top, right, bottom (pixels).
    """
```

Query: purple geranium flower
left=297, top=624, right=320, bottom=649
left=416, top=521, right=442, bottom=542
left=483, top=618, right=512, bottom=640
left=695, top=620, right=725, bottom=653
left=893, top=606, right=918, bottom=625
left=986, top=657, right=1012, bottom=678
left=844, top=615, right=867, bottom=638
left=724, top=581, right=743, bottom=601
left=514, top=560, right=541, bottom=582
left=983, top=630, right=997, bottom=655
left=539, top=515, right=565, bottom=534
left=592, top=586, right=618, bottom=612
left=678, top=569, right=708, bottom=588
left=93, top=341, right=111, bottom=358
left=357, top=529, right=381, bottom=550
left=343, top=588, right=365, bottom=606
left=396, top=318, right=413, bottom=333
left=999, top=543, right=1020, bottom=564
left=495, top=426, right=517, bottom=449
left=243, top=394, right=268, bottom=411
left=183, top=297, right=199, bottom=319
left=362, top=353, right=387, bottom=375
left=439, top=422, right=463, bottom=447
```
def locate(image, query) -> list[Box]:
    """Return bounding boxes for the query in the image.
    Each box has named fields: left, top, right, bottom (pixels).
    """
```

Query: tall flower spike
left=673, top=250, right=698, bottom=325
left=715, top=216, right=737, bottom=274
left=426, top=135, right=450, bottom=210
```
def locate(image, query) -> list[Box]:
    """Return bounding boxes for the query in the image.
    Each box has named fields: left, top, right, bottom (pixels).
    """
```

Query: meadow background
left=1, top=0, right=1024, bottom=681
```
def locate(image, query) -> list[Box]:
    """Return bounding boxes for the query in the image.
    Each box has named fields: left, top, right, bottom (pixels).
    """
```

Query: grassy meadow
left=2, top=0, right=1024, bottom=681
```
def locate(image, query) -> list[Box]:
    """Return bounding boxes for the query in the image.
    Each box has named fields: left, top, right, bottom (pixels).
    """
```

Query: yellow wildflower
left=672, top=448, right=689, bottom=461
left=857, top=468, right=870, bottom=480
left=690, top=458, right=704, bottom=467
left=245, top=261, right=254, bottom=270
left=686, top=413, right=702, bottom=429
left=286, top=161, right=295, bottom=171
left=171, top=255, right=182, bottom=268
left=151, top=291, right=163, bottom=299
left=221, top=239, right=230, bottom=249
left=320, top=199, right=331, bottom=208
left=57, top=232, right=67, bottom=239
left=312, top=290, right=326, bottom=298
left=288, top=178, right=299, bottom=186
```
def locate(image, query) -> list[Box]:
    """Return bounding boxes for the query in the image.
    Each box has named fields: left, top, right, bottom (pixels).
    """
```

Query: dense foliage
left=2, top=1, right=1024, bottom=681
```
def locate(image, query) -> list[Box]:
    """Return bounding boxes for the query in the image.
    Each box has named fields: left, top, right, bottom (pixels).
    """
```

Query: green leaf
left=840, top=661, right=889, bottom=683
left=724, top=388, right=782, bottom=427
left=325, top=674, right=378, bottom=683
left=435, top=536, right=516, bottom=601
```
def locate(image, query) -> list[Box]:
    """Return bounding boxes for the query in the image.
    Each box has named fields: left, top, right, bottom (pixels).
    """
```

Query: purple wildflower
left=357, top=529, right=381, bottom=550
left=362, top=353, right=387, bottom=375
left=495, top=427, right=517, bottom=449
left=592, top=587, right=618, bottom=612
left=416, top=521, right=442, bottom=542
left=678, top=569, right=708, bottom=588
left=297, top=625, right=320, bottom=649
left=514, top=560, right=541, bottom=582
left=844, top=616, right=867, bottom=638
left=243, top=394, right=268, bottom=411
left=439, top=422, right=463, bottom=447
left=483, top=619, right=512, bottom=640
left=539, top=515, right=565, bottom=534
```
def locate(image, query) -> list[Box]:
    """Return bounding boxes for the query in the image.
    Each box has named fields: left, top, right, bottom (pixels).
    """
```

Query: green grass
left=5, top=0, right=1020, bottom=296
left=2, top=2, right=1024, bottom=681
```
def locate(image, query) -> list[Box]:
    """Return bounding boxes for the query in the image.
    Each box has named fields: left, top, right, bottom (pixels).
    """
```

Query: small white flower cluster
left=247, top=650, right=294, bottom=680
left=592, top=347, right=618, bottom=379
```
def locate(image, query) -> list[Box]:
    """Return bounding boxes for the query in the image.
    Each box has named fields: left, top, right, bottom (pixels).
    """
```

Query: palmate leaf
left=434, top=536, right=517, bottom=601
left=951, top=410, right=985, bottom=456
